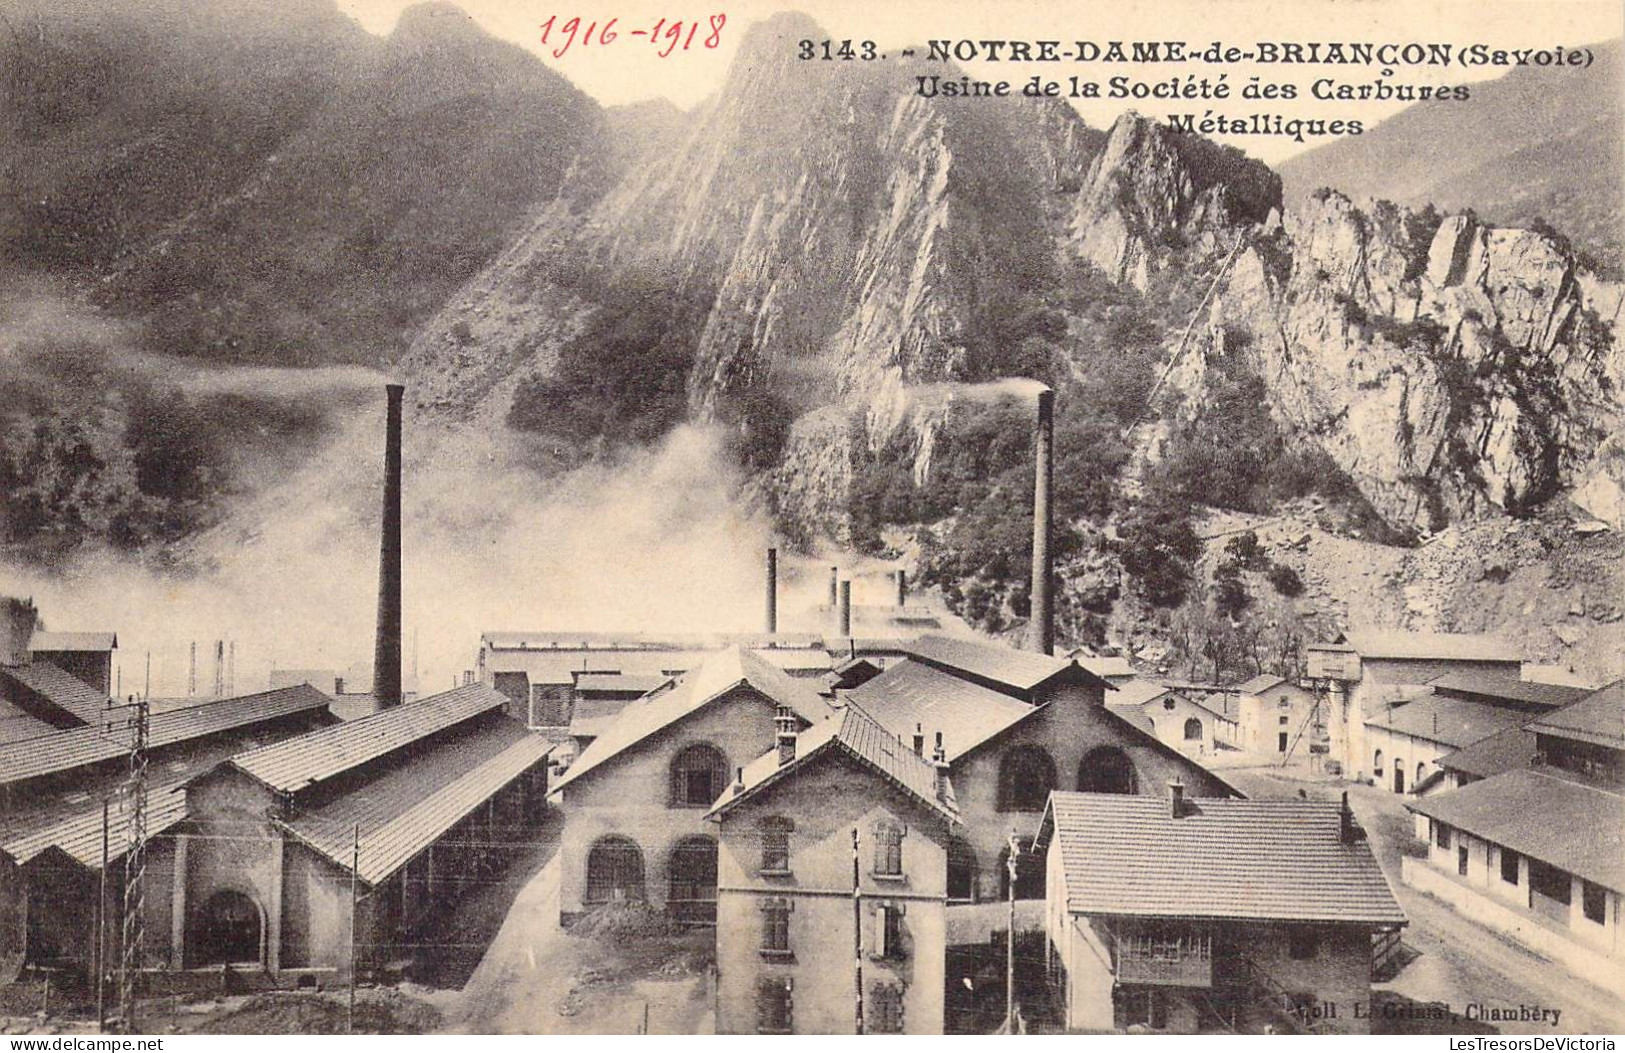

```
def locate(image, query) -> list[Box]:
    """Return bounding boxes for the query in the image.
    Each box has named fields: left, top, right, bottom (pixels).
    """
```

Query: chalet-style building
left=1305, top=631, right=1521, bottom=782
left=1234, top=675, right=1322, bottom=760
left=172, top=683, right=549, bottom=977
left=0, top=683, right=336, bottom=976
left=546, top=647, right=834, bottom=924
left=1036, top=789, right=1406, bottom=1034
left=1405, top=681, right=1623, bottom=995
left=707, top=704, right=959, bottom=1034
left=847, top=636, right=1237, bottom=906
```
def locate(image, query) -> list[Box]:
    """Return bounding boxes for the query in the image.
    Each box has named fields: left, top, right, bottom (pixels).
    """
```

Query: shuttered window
left=870, top=982, right=905, bottom=1033
left=756, top=977, right=793, bottom=1034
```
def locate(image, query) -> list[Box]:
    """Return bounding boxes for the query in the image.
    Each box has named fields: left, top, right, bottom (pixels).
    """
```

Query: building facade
left=1235, top=675, right=1322, bottom=760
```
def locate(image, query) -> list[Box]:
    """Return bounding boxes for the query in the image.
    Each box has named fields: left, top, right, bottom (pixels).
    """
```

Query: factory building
left=707, top=703, right=958, bottom=1034
left=22, top=633, right=117, bottom=697
left=1036, top=790, right=1406, bottom=1034
left=546, top=647, right=834, bottom=925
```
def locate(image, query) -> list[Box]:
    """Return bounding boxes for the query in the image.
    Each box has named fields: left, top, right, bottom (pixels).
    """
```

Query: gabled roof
left=549, top=647, right=833, bottom=796
left=707, top=703, right=957, bottom=824
left=231, top=683, right=505, bottom=794
left=573, top=673, right=672, bottom=695
left=279, top=717, right=552, bottom=886
left=28, top=631, right=117, bottom=653
left=1075, top=654, right=1135, bottom=679
left=904, top=635, right=1110, bottom=698
left=847, top=659, right=1035, bottom=762
left=1108, top=678, right=1174, bottom=709
left=1235, top=674, right=1289, bottom=695
left=2, top=787, right=189, bottom=869
left=1408, top=768, right=1623, bottom=892
left=0, top=684, right=333, bottom=786
left=1364, top=693, right=1536, bottom=749
left=0, top=662, right=111, bottom=725
left=1036, top=792, right=1406, bottom=926
left=1427, top=672, right=1591, bottom=709
left=0, top=701, right=57, bottom=745
left=1526, top=680, right=1624, bottom=749
left=1337, top=631, right=1518, bottom=663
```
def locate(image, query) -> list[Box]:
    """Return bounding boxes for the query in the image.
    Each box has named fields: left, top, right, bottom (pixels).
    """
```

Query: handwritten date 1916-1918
left=539, top=14, right=726, bottom=58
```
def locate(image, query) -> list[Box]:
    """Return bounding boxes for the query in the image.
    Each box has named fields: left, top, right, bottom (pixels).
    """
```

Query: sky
left=331, top=0, right=1622, bottom=163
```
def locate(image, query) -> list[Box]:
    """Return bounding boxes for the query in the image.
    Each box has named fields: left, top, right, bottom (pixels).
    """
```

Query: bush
left=1267, top=562, right=1305, bottom=597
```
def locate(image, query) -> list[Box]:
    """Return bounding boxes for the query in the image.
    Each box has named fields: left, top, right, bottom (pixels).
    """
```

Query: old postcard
left=0, top=0, right=1621, bottom=1039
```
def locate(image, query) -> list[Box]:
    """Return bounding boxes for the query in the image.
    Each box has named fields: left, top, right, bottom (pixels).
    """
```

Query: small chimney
left=1028, top=387, right=1055, bottom=655
left=732, top=766, right=745, bottom=795
left=1168, top=779, right=1185, bottom=818
left=373, top=383, right=405, bottom=709
left=775, top=705, right=798, bottom=766
left=1340, top=791, right=1356, bottom=844
left=462, top=670, right=474, bottom=686
left=828, top=566, right=839, bottom=609
left=912, top=723, right=925, bottom=756
left=933, top=732, right=951, bottom=801
left=765, top=547, right=779, bottom=634
left=896, top=570, right=908, bottom=608
left=838, top=580, right=852, bottom=637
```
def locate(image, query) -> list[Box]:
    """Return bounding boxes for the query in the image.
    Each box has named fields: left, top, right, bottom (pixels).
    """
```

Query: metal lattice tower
left=118, top=695, right=149, bottom=1032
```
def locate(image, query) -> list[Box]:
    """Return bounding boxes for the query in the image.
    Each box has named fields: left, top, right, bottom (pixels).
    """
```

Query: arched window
left=670, top=743, right=728, bottom=807
left=192, top=889, right=263, bottom=967
left=1373, top=749, right=1384, bottom=776
left=668, top=836, right=718, bottom=923
left=759, top=817, right=793, bottom=874
left=998, top=838, right=1045, bottom=900
left=998, top=746, right=1056, bottom=812
left=1416, top=762, right=1426, bottom=786
left=585, top=836, right=646, bottom=904
left=947, top=837, right=978, bottom=903
left=1077, top=746, right=1137, bottom=795
left=1183, top=717, right=1203, bottom=741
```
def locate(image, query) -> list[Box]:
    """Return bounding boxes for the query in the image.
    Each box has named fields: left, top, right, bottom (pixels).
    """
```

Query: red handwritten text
left=540, top=14, right=727, bottom=58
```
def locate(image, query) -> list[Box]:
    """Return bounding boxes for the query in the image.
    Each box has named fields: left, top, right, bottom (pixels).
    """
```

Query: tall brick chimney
left=373, top=383, right=405, bottom=709
left=765, top=547, right=778, bottom=634
left=838, top=580, right=852, bottom=637
left=896, top=569, right=908, bottom=608
left=828, top=566, right=839, bottom=609
left=1027, top=387, right=1054, bottom=655
left=775, top=705, right=798, bottom=765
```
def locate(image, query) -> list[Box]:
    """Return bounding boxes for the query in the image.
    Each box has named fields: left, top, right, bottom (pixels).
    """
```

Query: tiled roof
left=1339, top=631, right=1517, bottom=663
left=1235, top=674, right=1289, bottom=695
left=708, top=703, right=957, bottom=823
left=1427, top=672, right=1591, bottom=709
left=904, top=635, right=1084, bottom=696
left=1075, top=655, right=1135, bottom=679
left=573, top=673, right=672, bottom=695
left=1108, top=679, right=1173, bottom=708
left=1, top=786, right=189, bottom=868
left=1364, top=693, right=1535, bottom=749
left=232, top=683, right=505, bottom=794
left=1036, top=792, right=1406, bottom=925
left=1435, top=725, right=1538, bottom=779
left=0, top=684, right=333, bottom=786
left=1105, top=705, right=1153, bottom=732
left=550, top=647, right=834, bottom=795
left=1408, top=768, right=1623, bottom=892
left=28, top=631, right=117, bottom=653
left=1, top=662, right=111, bottom=725
left=846, top=659, right=1037, bottom=761
left=280, top=718, right=551, bottom=885
left=1525, top=681, right=1624, bottom=748
left=0, top=700, right=59, bottom=745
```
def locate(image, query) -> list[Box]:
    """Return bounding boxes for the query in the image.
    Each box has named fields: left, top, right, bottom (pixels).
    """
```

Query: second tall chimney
left=1027, top=387, right=1054, bottom=655
left=896, top=569, right=907, bottom=608
left=838, top=580, right=852, bottom=637
left=765, top=547, right=778, bottom=634
left=373, top=383, right=405, bottom=709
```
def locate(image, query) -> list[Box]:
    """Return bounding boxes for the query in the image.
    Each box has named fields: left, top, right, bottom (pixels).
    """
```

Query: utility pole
left=852, top=827, right=863, bottom=1035
left=348, top=822, right=359, bottom=1034
left=95, top=799, right=108, bottom=1032
left=1006, top=833, right=1019, bottom=1034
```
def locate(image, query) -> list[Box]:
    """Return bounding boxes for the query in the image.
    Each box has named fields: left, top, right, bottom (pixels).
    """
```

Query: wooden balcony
left=1113, top=927, right=1213, bottom=988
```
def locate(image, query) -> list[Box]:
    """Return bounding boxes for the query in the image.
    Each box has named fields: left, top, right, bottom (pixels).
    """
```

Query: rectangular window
left=1288, top=927, right=1319, bottom=960
left=1279, top=715, right=1290, bottom=725
left=870, top=983, right=905, bottom=1034
left=871, top=902, right=906, bottom=961
left=1583, top=881, right=1607, bottom=925
left=1500, top=848, right=1519, bottom=885
left=759, top=819, right=791, bottom=874
left=1435, top=823, right=1452, bottom=849
left=1457, top=844, right=1469, bottom=877
left=760, top=899, right=791, bottom=956
left=756, top=978, right=793, bottom=1034
left=1528, top=860, right=1572, bottom=904
left=873, top=824, right=904, bottom=877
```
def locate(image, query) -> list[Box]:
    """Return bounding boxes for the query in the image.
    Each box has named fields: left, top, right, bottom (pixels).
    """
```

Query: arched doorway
left=998, top=746, right=1056, bottom=812
left=1393, top=759, right=1406, bottom=794
left=1183, top=718, right=1203, bottom=742
left=1416, top=761, right=1426, bottom=786
left=667, top=836, right=718, bottom=924
left=585, top=836, right=646, bottom=905
left=193, top=889, right=263, bottom=967
left=1078, top=746, right=1137, bottom=795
